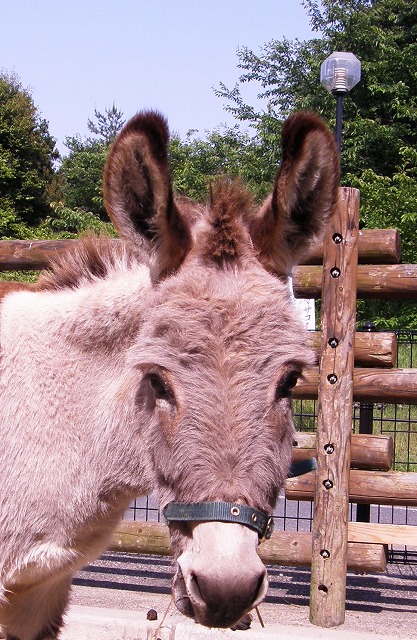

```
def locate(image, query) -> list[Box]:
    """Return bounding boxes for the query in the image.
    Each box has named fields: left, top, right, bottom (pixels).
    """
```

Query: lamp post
left=320, top=52, right=361, bottom=155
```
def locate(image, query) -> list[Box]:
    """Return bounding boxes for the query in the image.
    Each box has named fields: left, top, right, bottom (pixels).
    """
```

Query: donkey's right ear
left=103, top=111, right=191, bottom=275
left=248, top=112, right=339, bottom=277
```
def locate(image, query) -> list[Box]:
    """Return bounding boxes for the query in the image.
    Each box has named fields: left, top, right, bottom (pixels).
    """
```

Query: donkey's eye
left=147, top=374, right=172, bottom=401
left=275, top=370, right=301, bottom=400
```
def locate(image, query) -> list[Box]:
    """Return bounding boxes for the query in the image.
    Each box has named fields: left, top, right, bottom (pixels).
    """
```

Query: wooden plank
left=110, top=522, right=388, bottom=573
left=293, top=264, right=417, bottom=299
left=292, top=433, right=394, bottom=471
left=348, top=522, right=417, bottom=546
left=309, top=187, right=359, bottom=627
left=110, top=521, right=171, bottom=555
left=309, top=331, right=397, bottom=368
left=260, top=533, right=387, bottom=573
left=351, top=332, right=397, bottom=368
left=304, top=228, right=401, bottom=265
left=286, top=469, right=417, bottom=506
left=294, top=367, right=417, bottom=404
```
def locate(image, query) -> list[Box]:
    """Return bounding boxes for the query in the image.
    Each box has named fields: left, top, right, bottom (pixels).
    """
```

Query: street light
left=320, top=52, right=361, bottom=155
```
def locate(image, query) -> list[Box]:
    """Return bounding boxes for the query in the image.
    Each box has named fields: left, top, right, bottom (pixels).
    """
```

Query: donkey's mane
left=37, top=235, right=141, bottom=291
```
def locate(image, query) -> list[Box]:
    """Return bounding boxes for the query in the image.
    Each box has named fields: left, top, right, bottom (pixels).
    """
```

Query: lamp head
left=320, top=52, right=361, bottom=95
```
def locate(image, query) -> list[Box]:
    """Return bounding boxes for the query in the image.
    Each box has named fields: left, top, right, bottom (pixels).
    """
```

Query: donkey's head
left=104, top=111, right=338, bottom=627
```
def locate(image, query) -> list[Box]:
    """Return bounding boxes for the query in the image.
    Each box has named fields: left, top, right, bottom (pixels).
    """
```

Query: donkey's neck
left=0, top=264, right=156, bottom=498
left=2, top=263, right=152, bottom=355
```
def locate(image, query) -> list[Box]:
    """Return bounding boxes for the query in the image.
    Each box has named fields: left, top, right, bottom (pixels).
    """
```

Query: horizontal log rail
left=0, top=239, right=415, bottom=300
left=292, top=433, right=393, bottom=471
left=110, top=521, right=387, bottom=574
left=294, top=367, right=417, bottom=404
left=310, top=331, right=397, bottom=368
left=348, top=522, right=417, bottom=546
left=293, top=264, right=417, bottom=300
left=0, top=239, right=88, bottom=271
left=285, top=469, right=417, bottom=506
left=304, top=228, right=401, bottom=265
left=0, top=230, right=400, bottom=271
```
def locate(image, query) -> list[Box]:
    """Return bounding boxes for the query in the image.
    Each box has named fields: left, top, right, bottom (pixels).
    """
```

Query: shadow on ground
left=73, top=552, right=417, bottom=616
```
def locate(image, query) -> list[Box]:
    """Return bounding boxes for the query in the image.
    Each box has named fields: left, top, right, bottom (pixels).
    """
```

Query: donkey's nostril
left=254, top=571, right=267, bottom=602
left=188, top=571, right=206, bottom=608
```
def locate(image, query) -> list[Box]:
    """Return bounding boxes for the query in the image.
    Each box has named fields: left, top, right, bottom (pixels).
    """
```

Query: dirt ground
left=70, top=552, right=417, bottom=638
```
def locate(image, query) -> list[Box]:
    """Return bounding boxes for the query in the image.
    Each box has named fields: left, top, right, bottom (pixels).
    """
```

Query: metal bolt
left=327, top=373, right=338, bottom=384
left=324, top=443, right=335, bottom=454
left=320, top=549, right=331, bottom=559
left=332, top=233, right=343, bottom=244
left=323, top=479, right=333, bottom=490
left=328, top=337, right=339, bottom=348
left=330, top=267, right=341, bottom=278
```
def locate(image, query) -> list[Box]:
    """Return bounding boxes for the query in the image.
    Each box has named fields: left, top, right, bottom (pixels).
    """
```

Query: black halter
left=163, top=501, right=273, bottom=540
left=163, top=459, right=316, bottom=542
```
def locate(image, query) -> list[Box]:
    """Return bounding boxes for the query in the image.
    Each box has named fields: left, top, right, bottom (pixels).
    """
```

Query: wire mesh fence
left=125, top=330, right=417, bottom=565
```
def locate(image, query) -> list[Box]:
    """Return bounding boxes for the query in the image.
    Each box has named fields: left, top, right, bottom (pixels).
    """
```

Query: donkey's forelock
left=198, top=179, right=256, bottom=265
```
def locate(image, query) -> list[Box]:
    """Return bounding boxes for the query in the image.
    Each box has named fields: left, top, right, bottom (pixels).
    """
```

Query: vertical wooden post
left=310, top=187, right=359, bottom=627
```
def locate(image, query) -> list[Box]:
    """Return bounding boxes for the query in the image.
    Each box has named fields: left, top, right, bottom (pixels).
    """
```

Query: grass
left=0, top=269, right=39, bottom=283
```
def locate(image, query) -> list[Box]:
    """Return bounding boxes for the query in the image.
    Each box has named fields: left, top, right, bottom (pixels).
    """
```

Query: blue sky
left=1, top=1, right=315, bottom=154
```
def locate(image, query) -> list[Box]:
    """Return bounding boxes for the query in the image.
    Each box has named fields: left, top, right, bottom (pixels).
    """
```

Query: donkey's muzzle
left=188, top=566, right=267, bottom=628
left=172, top=521, right=268, bottom=628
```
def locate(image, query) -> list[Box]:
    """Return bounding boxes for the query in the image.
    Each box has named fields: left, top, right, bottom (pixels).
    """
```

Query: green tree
left=0, top=71, right=58, bottom=238
left=217, top=0, right=416, bottom=178
left=170, top=125, right=277, bottom=202
left=216, top=0, right=417, bottom=327
left=58, top=105, right=125, bottom=220
left=87, top=104, right=125, bottom=145
left=58, top=136, right=108, bottom=219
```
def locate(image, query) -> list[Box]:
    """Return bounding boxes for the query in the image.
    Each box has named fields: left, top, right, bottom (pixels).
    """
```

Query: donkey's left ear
left=249, top=112, right=339, bottom=277
left=103, top=111, right=191, bottom=276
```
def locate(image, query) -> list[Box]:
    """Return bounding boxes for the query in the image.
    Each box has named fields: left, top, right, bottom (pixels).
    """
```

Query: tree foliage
left=0, top=72, right=57, bottom=238
left=57, top=105, right=125, bottom=221
left=216, top=0, right=416, bottom=179
left=58, top=136, right=108, bottom=219
left=87, top=104, right=125, bottom=145
left=170, top=126, right=278, bottom=202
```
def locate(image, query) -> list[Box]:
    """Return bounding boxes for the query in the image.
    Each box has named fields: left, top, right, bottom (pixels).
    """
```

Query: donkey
left=0, top=110, right=338, bottom=639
